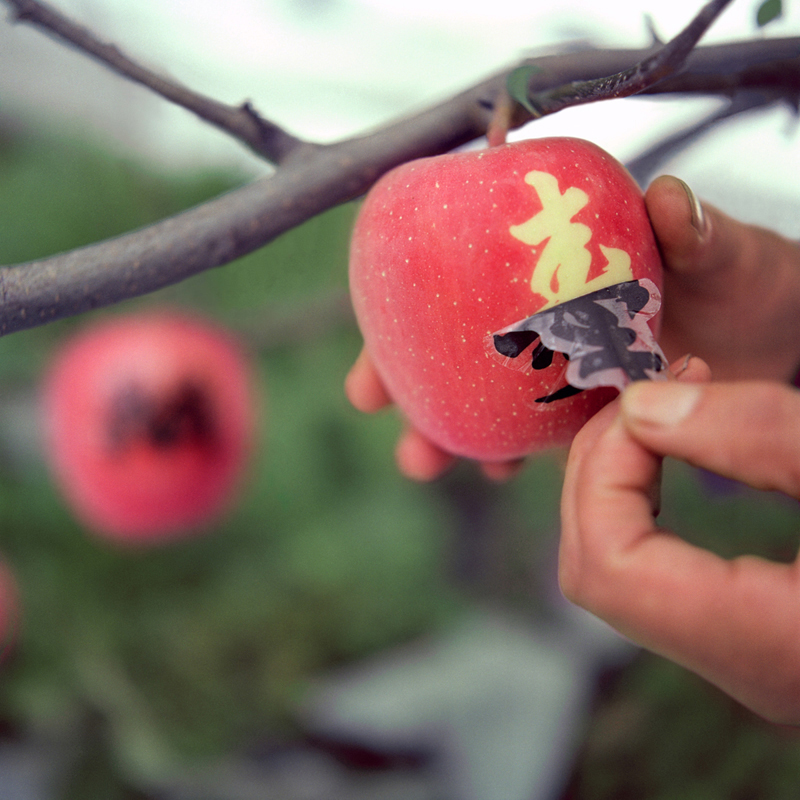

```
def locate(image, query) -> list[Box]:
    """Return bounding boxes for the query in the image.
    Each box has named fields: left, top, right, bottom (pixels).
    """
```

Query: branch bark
left=1, top=0, right=799, bottom=337
left=518, top=0, right=735, bottom=117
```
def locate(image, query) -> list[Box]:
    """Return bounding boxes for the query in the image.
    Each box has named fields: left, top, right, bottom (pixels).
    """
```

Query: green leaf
left=756, top=0, right=782, bottom=26
left=507, top=65, right=542, bottom=115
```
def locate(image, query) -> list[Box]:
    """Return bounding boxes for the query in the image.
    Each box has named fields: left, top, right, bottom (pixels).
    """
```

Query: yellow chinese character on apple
left=510, top=170, right=633, bottom=308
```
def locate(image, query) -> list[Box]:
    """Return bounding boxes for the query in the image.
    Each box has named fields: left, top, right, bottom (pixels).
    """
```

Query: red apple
left=349, top=137, right=663, bottom=461
left=42, top=311, right=257, bottom=543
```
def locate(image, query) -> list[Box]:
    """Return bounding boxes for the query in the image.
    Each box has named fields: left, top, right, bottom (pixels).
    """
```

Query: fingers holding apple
left=345, top=346, right=524, bottom=481
left=344, top=347, right=392, bottom=414
left=348, top=137, right=664, bottom=467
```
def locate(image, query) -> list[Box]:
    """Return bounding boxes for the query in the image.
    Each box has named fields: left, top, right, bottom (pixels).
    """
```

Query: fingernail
left=677, top=353, right=692, bottom=375
left=676, top=179, right=708, bottom=237
left=622, top=381, right=702, bottom=427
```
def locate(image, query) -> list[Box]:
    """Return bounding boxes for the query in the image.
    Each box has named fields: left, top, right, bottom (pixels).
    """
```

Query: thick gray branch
left=1, top=38, right=798, bottom=337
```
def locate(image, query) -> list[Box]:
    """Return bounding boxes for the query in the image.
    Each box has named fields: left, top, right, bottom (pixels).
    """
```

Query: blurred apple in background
left=41, top=311, right=258, bottom=544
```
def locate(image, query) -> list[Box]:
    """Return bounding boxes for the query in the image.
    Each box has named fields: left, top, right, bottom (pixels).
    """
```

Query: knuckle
left=558, top=541, right=617, bottom=616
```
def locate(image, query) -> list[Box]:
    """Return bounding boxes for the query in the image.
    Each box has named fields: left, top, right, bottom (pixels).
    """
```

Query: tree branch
left=1, top=0, right=799, bottom=338
left=2, top=0, right=304, bottom=164
left=514, top=0, right=735, bottom=118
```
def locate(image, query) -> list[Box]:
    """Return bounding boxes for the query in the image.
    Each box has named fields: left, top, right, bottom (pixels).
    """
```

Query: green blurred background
left=1, top=122, right=800, bottom=799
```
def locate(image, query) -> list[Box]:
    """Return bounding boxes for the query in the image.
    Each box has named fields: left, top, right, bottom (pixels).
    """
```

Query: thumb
left=644, top=175, right=755, bottom=284
left=645, top=176, right=800, bottom=381
left=645, top=175, right=768, bottom=315
left=620, top=380, right=800, bottom=498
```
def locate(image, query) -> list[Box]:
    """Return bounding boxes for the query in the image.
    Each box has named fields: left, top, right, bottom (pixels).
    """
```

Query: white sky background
left=1, top=0, right=800, bottom=234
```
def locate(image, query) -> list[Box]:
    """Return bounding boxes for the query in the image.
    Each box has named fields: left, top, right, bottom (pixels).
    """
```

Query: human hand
left=647, top=175, right=800, bottom=383
left=559, top=359, right=800, bottom=724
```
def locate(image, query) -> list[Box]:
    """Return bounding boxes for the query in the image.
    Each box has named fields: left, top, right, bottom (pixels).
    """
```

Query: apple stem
left=486, top=92, right=512, bottom=147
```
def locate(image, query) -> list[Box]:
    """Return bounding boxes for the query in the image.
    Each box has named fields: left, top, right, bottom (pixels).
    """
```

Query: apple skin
left=42, top=311, right=257, bottom=543
left=349, top=137, right=663, bottom=461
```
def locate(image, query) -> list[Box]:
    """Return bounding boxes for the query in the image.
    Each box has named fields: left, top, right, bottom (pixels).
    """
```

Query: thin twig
left=2, top=0, right=305, bottom=164
left=520, top=0, right=735, bottom=118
